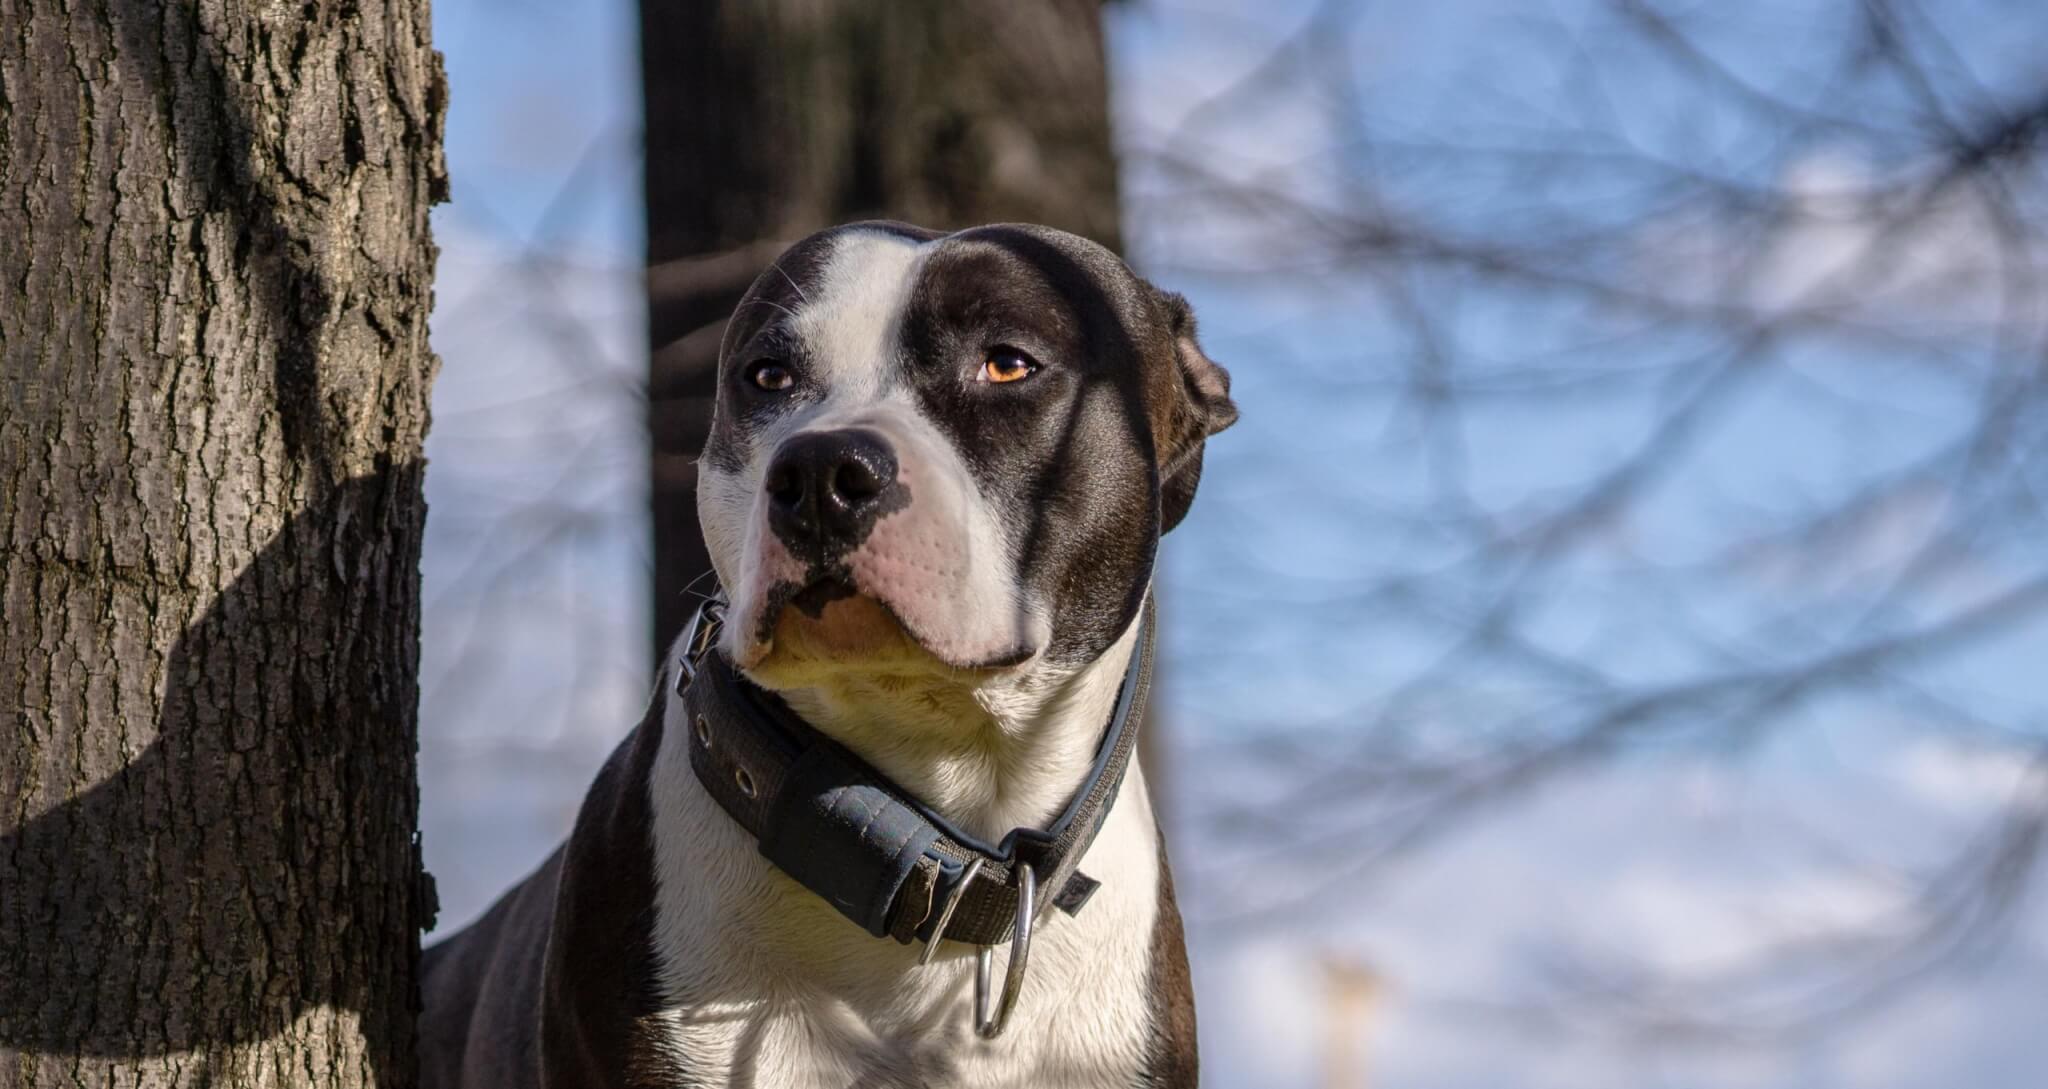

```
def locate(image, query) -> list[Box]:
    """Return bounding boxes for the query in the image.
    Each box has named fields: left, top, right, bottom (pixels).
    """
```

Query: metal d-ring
left=973, top=863, right=1036, bottom=1040
left=917, top=856, right=985, bottom=967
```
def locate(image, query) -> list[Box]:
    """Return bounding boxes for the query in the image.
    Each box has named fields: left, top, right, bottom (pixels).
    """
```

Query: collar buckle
left=916, top=857, right=986, bottom=968
left=673, top=599, right=726, bottom=696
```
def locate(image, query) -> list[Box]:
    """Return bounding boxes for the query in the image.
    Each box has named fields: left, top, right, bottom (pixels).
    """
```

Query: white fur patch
left=792, top=231, right=926, bottom=400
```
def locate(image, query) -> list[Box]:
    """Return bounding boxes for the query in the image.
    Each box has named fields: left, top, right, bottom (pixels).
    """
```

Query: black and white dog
left=420, top=221, right=1237, bottom=1088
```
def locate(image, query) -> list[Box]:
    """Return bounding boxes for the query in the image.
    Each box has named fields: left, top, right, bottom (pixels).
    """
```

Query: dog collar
left=671, top=595, right=1155, bottom=1036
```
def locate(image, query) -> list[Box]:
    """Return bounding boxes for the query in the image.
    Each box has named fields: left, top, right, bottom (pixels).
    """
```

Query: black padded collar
left=676, top=597, right=1155, bottom=948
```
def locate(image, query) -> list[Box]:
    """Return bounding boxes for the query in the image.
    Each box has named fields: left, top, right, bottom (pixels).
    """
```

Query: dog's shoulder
left=419, top=844, right=562, bottom=1089
left=1140, top=827, right=1199, bottom=1087
left=421, top=690, right=677, bottom=1089
left=537, top=694, right=675, bottom=1087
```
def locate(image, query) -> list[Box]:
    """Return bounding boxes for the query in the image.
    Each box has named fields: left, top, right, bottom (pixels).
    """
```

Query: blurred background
left=417, top=1, right=2048, bottom=1085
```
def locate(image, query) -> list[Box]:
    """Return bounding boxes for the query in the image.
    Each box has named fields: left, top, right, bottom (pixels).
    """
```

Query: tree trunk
left=0, top=0, right=446, bottom=1085
left=642, top=0, right=1123, bottom=652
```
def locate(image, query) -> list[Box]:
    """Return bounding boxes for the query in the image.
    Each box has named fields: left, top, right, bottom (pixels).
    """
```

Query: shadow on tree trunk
left=0, top=468, right=431, bottom=1083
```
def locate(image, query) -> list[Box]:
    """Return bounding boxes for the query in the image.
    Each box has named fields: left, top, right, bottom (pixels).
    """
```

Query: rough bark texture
left=0, top=0, right=446, bottom=1085
left=642, top=0, right=1123, bottom=652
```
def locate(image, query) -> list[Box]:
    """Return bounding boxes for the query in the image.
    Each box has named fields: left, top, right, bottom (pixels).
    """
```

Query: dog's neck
left=766, top=615, right=1144, bottom=845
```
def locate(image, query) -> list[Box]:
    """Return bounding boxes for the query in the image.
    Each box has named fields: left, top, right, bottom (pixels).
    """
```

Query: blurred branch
left=1143, top=0, right=2048, bottom=1041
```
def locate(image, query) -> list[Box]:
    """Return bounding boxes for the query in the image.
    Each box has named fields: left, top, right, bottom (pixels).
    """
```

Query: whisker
left=679, top=567, right=723, bottom=603
left=734, top=296, right=800, bottom=323
left=652, top=297, right=802, bottom=360
left=771, top=262, right=810, bottom=304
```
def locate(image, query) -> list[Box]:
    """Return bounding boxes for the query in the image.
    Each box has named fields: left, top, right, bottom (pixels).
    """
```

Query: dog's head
left=696, top=222, right=1236, bottom=687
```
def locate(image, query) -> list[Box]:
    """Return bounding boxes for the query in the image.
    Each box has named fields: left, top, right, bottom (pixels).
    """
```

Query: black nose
left=764, top=429, right=901, bottom=559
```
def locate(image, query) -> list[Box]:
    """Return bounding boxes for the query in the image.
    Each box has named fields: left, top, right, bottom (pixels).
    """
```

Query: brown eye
left=981, top=347, right=1037, bottom=384
left=746, top=360, right=794, bottom=392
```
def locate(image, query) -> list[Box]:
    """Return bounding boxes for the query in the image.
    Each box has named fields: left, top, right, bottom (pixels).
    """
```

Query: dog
left=419, top=221, right=1237, bottom=1088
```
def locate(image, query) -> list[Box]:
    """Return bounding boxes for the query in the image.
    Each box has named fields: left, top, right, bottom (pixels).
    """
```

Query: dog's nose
left=764, top=429, right=901, bottom=557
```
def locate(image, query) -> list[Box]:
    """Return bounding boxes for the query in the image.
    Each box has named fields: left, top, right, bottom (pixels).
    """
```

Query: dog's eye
left=981, top=347, right=1037, bottom=384
left=745, top=360, right=795, bottom=392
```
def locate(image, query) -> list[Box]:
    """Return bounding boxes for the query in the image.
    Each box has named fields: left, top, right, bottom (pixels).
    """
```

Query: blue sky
left=418, top=2, right=2048, bottom=1085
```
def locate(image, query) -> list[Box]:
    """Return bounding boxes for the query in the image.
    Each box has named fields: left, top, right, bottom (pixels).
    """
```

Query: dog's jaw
left=771, top=602, right=1144, bottom=844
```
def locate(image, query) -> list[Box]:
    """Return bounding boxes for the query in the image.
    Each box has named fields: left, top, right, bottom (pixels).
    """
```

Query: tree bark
left=642, top=0, right=1123, bottom=652
left=0, top=0, right=446, bottom=1085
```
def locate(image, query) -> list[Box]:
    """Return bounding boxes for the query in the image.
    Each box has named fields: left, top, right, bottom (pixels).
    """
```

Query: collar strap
left=676, top=598, right=1155, bottom=949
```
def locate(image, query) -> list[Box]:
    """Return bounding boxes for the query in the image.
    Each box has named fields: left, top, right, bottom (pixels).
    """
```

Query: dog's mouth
left=739, top=575, right=924, bottom=674
left=785, top=574, right=859, bottom=620
left=735, top=573, right=1035, bottom=681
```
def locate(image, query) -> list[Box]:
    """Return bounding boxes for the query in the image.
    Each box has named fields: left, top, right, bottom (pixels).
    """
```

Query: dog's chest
left=652, top=930, right=1158, bottom=1088
left=642, top=714, right=1167, bottom=1088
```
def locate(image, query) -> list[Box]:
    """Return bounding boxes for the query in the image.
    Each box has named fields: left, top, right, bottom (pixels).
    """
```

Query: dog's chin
left=734, top=581, right=1035, bottom=689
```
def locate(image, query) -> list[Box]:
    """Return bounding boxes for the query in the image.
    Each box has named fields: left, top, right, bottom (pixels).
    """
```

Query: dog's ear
left=1150, top=288, right=1239, bottom=534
